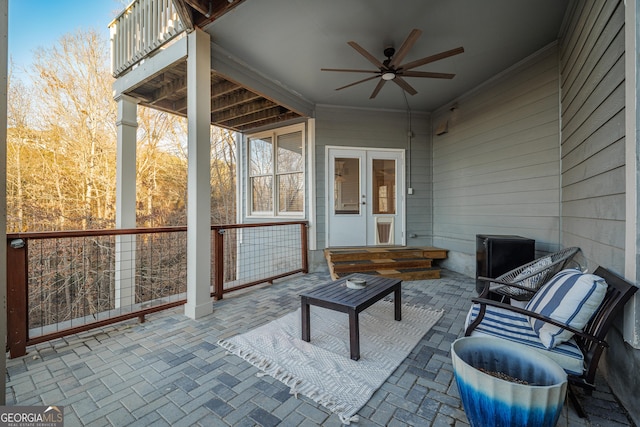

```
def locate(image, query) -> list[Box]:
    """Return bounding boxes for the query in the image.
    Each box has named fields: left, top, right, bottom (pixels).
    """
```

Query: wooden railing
left=6, top=221, right=308, bottom=358
left=109, top=0, right=185, bottom=77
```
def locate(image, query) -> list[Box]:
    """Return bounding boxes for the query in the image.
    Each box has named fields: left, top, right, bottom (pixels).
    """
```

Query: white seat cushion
left=465, top=303, right=584, bottom=375
left=525, top=269, right=607, bottom=348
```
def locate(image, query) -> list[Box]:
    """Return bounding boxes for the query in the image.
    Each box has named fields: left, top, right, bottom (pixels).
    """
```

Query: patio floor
left=5, top=270, right=634, bottom=426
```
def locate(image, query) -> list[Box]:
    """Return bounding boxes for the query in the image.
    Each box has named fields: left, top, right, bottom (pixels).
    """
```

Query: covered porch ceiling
left=122, top=0, right=570, bottom=132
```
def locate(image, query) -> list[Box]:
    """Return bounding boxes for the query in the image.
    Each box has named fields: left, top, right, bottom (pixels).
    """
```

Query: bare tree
left=7, top=27, right=240, bottom=327
left=136, top=107, right=188, bottom=226
left=6, top=69, right=31, bottom=230
left=211, top=127, right=237, bottom=224
left=173, top=120, right=237, bottom=225
left=31, top=29, right=116, bottom=229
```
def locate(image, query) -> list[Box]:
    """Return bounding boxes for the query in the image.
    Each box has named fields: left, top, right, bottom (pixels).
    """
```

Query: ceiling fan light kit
left=321, top=29, right=464, bottom=99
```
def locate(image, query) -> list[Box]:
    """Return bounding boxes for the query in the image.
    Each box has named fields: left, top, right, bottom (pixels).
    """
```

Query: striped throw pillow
left=525, top=269, right=607, bottom=348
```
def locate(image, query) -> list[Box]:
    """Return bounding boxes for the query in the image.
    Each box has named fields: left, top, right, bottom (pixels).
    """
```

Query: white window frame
left=247, top=123, right=306, bottom=218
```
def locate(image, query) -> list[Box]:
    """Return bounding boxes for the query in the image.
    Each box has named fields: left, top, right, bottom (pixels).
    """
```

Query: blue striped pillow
left=525, top=269, right=607, bottom=348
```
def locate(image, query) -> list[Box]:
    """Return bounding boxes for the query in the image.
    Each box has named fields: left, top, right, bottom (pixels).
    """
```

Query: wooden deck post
left=301, top=223, right=309, bottom=273
left=7, top=238, right=28, bottom=358
left=213, top=229, right=224, bottom=300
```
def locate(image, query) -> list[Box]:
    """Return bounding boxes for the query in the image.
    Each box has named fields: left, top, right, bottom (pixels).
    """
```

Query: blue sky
left=8, top=0, right=125, bottom=80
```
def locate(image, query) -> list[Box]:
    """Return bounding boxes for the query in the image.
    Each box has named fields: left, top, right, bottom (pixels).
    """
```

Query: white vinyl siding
left=431, top=44, right=562, bottom=257
left=558, top=1, right=640, bottom=416
left=559, top=0, right=625, bottom=272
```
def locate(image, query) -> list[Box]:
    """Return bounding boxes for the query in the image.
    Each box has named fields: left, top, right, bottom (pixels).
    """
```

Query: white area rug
left=217, top=300, right=444, bottom=424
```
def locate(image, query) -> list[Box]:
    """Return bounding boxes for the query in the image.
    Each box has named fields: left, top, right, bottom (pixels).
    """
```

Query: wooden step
left=326, top=248, right=423, bottom=262
left=420, top=248, right=449, bottom=260
left=373, top=268, right=441, bottom=281
left=331, top=258, right=433, bottom=274
left=345, top=268, right=441, bottom=281
left=325, top=247, right=448, bottom=262
left=324, top=246, right=448, bottom=280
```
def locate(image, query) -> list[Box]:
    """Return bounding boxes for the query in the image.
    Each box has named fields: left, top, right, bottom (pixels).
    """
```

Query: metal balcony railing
left=109, top=0, right=186, bottom=77
left=6, top=221, right=308, bottom=358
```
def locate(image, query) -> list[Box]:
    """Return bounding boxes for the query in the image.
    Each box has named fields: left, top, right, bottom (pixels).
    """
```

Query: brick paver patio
left=4, top=270, right=633, bottom=426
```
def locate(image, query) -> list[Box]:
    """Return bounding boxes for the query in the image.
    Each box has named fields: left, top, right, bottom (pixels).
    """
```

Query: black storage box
left=476, top=234, right=535, bottom=294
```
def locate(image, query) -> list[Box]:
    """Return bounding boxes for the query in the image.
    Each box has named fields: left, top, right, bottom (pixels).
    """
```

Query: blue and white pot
left=451, top=336, right=567, bottom=427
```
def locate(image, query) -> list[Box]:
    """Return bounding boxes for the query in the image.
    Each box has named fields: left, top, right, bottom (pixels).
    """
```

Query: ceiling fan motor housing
left=383, top=46, right=396, bottom=60
left=320, top=29, right=463, bottom=98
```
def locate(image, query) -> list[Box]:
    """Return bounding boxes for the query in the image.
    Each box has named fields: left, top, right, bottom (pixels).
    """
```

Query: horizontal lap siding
left=432, top=46, right=561, bottom=255
left=559, top=0, right=625, bottom=273
left=314, top=106, right=431, bottom=248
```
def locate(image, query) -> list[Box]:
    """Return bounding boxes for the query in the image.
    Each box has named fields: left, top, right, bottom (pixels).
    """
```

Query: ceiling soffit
left=120, top=0, right=569, bottom=130
left=125, top=64, right=302, bottom=132
left=119, top=0, right=305, bottom=132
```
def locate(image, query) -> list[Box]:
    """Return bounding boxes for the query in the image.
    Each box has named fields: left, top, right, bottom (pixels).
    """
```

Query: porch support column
left=1, top=0, right=8, bottom=406
left=115, top=94, right=138, bottom=308
left=184, top=28, right=213, bottom=319
left=624, top=0, right=640, bottom=347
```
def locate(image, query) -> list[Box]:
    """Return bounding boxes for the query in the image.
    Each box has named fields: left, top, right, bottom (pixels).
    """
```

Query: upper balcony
left=108, top=0, right=309, bottom=133
left=109, top=0, right=186, bottom=78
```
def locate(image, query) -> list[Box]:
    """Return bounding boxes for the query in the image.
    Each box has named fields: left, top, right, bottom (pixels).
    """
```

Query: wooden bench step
left=326, top=249, right=423, bottom=262
left=325, top=247, right=448, bottom=262
left=331, top=258, right=433, bottom=274
left=357, top=268, right=441, bottom=281
left=324, top=246, right=448, bottom=280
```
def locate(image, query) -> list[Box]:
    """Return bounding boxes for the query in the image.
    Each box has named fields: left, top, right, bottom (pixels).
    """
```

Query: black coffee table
left=300, top=274, right=402, bottom=360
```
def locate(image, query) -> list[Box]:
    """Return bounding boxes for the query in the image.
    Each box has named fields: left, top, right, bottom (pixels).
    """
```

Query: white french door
left=327, top=147, right=404, bottom=247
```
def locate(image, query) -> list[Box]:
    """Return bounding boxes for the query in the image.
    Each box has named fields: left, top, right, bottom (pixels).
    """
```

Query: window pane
left=251, top=176, right=273, bottom=212
left=372, top=159, right=395, bottom=214
left=278, top=173, right=304, bottom=213
left=249, top=137, right=273, bottom=176
left=277, top=131, right=303, bottom=173
left=247, top=125, right=305, bottom=217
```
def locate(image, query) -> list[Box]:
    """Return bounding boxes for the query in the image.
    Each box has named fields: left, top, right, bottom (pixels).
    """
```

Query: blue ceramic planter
left=451, top=336, right=567, bottom=427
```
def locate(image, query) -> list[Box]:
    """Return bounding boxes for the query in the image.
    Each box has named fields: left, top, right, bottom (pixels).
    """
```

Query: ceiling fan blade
left=335, top=75, right=380, bottom=91
left=321, top=68, right=380, bottom=73
left=401, top=46, right=464, bottom=71
left=347, top=41, right=386, bottom=69
left=393, top=76, right=418, bottom=96
left=369, top=79, right=387, bottom=99
left=389, top=29, right=422, bottom=68
left=402, top=71, right=455, bottom=79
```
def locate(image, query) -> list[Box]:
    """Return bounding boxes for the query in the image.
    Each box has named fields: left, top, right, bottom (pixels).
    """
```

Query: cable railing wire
left=6, top=221, right=308, bottom=357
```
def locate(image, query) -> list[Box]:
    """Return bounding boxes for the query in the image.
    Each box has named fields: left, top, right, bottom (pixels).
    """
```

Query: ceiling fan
left=321, top=29, right=464, bottom=99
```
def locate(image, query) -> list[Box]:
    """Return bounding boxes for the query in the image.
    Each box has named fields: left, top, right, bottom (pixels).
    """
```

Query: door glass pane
left=334, top=157, right=360, bottom=214
left=372, top=159, right=395, bottom=214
